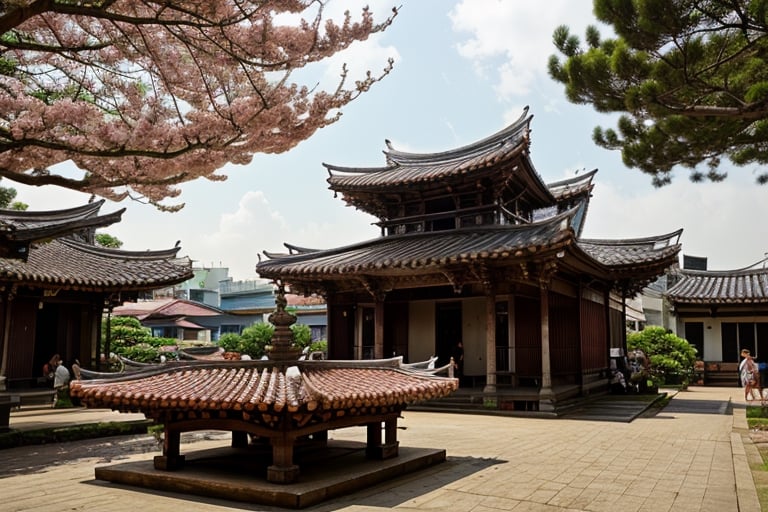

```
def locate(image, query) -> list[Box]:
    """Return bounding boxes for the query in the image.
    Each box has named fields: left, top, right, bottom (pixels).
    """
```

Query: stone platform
left=94, top=440, right=446, bottom=509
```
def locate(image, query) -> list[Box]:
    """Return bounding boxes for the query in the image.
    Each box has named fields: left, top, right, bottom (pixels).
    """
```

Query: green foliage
left=308, top=340, right=328, bottom=355
left=549, top=0, right=768, bottom=184
left=0, top=179, right=27, bottom=210
left=627, top=326, right=698, bottom=387
left=95, top=232, right=123, bottom=248
left=103, top=315, right=177, bottom=363
left=215, top=322, right=321, bottom=359
left=218, top=333, right=242, bottom=353
left=290, top=324, right=312, bottom=349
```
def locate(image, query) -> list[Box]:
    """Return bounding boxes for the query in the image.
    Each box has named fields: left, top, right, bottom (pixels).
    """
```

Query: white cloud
left=449, top=0, right=597, bottom=99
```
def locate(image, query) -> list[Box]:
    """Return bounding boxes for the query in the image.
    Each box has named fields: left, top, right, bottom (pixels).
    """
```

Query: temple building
left=0, top=201, right=193, bottom=389
left=665, top=258, right=768, bottom=384
left=256, top=109, right=683, bottom=412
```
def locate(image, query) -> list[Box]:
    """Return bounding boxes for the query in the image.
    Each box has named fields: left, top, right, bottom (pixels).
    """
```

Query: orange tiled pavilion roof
left=71, top=358, right=458, bottom=430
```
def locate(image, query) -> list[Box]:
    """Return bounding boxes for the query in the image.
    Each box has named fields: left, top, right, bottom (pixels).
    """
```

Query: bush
left=291, top=324, right=312, bottom=349
left=627, top=326, right=698, bottom=388
left=218, top=333, right=242, bottom=353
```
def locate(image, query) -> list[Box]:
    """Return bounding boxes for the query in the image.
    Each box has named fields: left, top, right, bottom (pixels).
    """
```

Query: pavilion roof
left=71, top=358, right=459, bottom=427
left=324, top=108, right=556, bottom=214
left=0, top=238, right=193, bottom=292
left=666, top=266, right=768, bottom=304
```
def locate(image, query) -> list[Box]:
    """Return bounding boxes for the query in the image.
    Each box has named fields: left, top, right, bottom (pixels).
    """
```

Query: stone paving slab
left=0, top=386, right=760, bottom=511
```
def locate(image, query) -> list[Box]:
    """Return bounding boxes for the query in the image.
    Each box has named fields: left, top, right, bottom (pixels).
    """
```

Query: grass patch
left=0, top=419, right=153, bottom=450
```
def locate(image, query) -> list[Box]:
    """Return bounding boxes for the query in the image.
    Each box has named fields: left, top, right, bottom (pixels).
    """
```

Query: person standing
left=740, top=349, right=760, bottom=403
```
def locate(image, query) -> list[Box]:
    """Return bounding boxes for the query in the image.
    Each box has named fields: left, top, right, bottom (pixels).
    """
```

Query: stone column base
left=267, top=464, right=300, bottom=484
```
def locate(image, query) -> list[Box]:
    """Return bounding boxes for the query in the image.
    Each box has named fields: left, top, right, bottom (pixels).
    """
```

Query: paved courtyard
left=0, top=386, right=760, bottom=511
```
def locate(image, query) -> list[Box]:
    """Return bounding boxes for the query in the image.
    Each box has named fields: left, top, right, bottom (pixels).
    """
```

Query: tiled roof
left=258, top=210, right=576, bottom=279
left=666, top=267, right=768, bottom=304
left=324, top=109, right=549, bottom=195
left=71, top=359, right=459, bottom=427
left=0, top=238, right=193, bottom=290
left=578, top=230, right=683, bottom=268
left=114, top=298, right=221, bottom=319
left=0, top=200, right=123, bottom=242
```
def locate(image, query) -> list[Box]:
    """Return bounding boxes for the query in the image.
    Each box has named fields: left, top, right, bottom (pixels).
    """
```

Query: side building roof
left=0, top=201, right=193, bottom=292
left=666, top=266, right=768, bottom=305
left=0, top=238, right=192, bottom=292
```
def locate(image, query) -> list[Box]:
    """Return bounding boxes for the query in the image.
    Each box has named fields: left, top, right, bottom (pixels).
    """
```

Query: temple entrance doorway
left=435, top=302, right=462, bottom=367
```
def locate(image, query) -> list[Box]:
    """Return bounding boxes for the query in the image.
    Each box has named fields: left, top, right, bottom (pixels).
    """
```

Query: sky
left=11, top=1, right=768, bottom=281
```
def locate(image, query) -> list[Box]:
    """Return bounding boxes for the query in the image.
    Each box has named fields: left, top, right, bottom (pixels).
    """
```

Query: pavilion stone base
left=94, top=440, right=446, bottom=509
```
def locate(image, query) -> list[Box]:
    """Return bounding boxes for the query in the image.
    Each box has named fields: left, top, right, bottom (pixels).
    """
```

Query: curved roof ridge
left=0, top=199, right=105, bottom=222
left=384, top=108, right=530, bottom=165
left=675, top=264, right=768, bottom=277
left=579, top=228, right=683, bottom=247
left=58, top=238, right=184, bottom=260
left=322, top=163, right=393, bottom=176
left=546, top=169, right=598, bottom=190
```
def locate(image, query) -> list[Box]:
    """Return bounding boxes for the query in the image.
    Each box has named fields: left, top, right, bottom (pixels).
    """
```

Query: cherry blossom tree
left=0, top=1, right=396, bottom=210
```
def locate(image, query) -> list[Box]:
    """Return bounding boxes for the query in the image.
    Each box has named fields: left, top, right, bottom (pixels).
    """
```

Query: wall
left=408, top=301, right=435, bottom=363
left=461, top=297, right=486, bottom=377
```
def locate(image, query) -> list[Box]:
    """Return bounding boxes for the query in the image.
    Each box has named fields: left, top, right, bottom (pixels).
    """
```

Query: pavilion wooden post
left=268, top=433, right=300, bottom=483
left=365, top=416, right=399, bottom=459
left=483, top=292, right=497, bottom=393
left=154, top=426, right=185, bottom=470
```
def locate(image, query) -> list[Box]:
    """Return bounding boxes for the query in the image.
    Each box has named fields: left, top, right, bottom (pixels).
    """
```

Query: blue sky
left=13, top=1, right=768, bottom=280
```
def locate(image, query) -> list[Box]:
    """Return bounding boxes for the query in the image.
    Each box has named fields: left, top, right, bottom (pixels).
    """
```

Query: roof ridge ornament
left=266, top=281, right=301, bottom=363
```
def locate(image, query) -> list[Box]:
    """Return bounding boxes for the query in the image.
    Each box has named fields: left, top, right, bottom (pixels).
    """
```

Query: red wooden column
left=539, top=280, right=555, bottom=411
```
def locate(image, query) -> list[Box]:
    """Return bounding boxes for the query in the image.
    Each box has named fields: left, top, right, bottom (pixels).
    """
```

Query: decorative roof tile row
left=71, top=359, right=459, bottom=428
left=0, top=238, right=192, bottom=290
left=666, top=267, right=768, bottom=304
left=258, top=210, right=576, bottom=279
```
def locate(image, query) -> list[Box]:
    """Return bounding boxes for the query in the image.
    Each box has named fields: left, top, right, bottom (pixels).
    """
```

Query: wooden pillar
left=268, top=433, right=300, bottom=483
left=366, top=417, right=399, bottom=459
left=539, top=285, right=555, bottom=411
left=374, top=296, right=385, bottom=359
left=483, top=292, right=497, bottom=393
left=154, top=426, right=185, bottom=470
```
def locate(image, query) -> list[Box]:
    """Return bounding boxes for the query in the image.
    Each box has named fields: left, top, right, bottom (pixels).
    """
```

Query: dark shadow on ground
left=653, top=398, right=731, bottom=416
left=81, top=453, right=504, bottom=511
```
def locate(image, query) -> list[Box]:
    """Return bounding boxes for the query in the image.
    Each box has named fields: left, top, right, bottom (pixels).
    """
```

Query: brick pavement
left=0, top=386, right=759, bottom=512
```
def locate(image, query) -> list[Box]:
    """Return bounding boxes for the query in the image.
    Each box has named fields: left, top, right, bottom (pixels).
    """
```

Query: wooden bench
left=703, top=362, right=739, bottom=386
